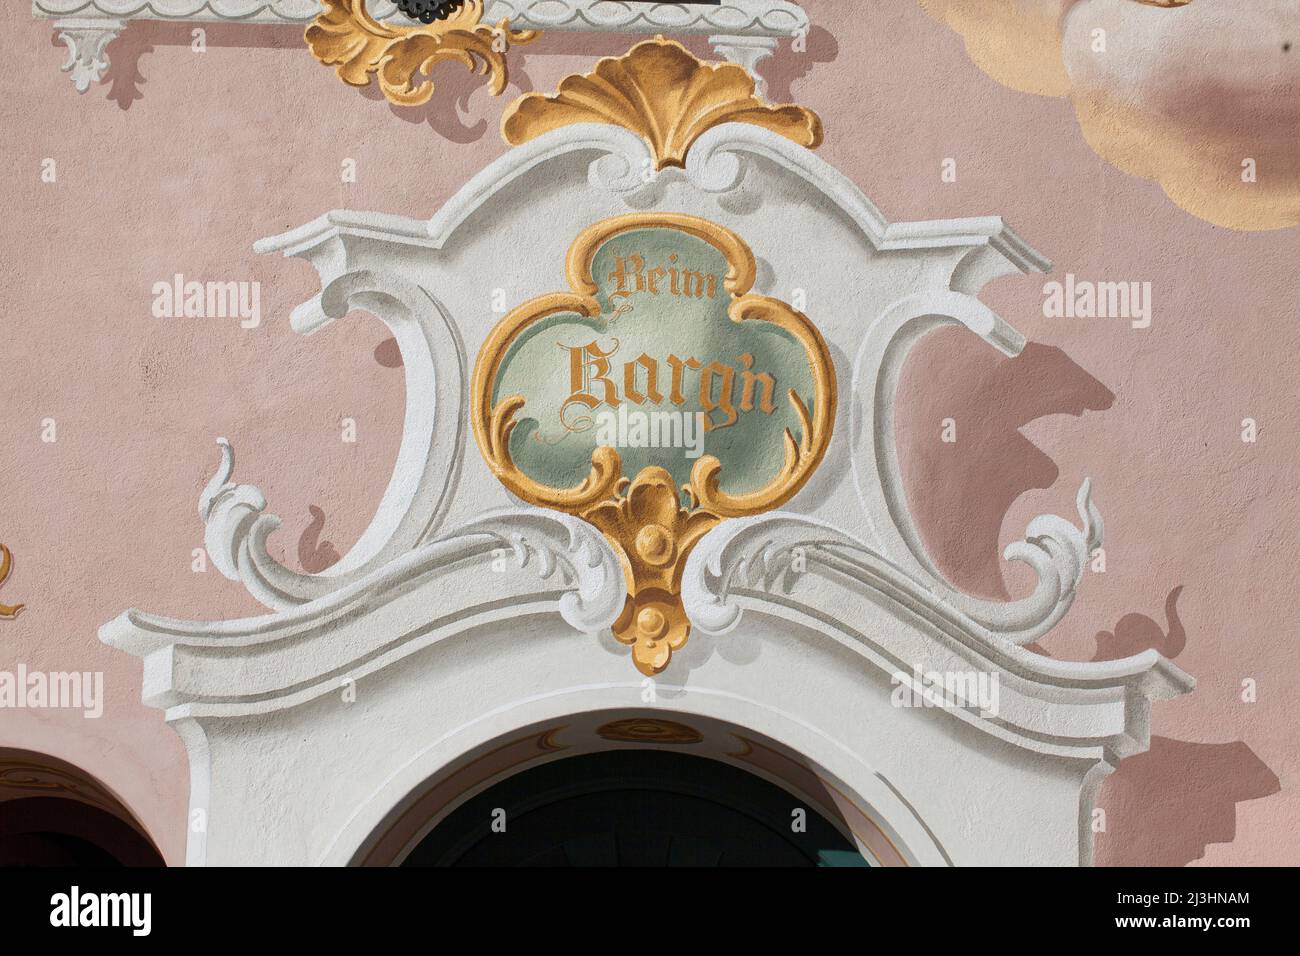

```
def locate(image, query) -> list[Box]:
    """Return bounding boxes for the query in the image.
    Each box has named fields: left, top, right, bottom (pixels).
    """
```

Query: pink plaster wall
left=1, top=1, right=1295, bottom=866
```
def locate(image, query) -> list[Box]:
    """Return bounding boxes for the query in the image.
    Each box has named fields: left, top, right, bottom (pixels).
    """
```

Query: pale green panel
left=493, top=227, right=817, bottom=495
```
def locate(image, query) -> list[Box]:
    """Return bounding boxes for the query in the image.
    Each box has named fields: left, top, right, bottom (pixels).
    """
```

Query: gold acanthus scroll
left=305, top=0, right=537, bottom=107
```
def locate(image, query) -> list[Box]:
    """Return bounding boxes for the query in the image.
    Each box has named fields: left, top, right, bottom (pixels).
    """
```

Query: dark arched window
left=403, top=750, right=867, bottom=867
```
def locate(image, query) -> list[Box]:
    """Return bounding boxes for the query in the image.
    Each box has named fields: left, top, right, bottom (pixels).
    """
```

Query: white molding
left=33, top=0, right=809, bottom=92
left=319, top=694, right=955, bottom=868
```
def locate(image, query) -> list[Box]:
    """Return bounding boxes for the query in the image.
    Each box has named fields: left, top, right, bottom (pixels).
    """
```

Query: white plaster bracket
left=708, top=35, right=779, bottom=96
left=54, top=17, right=123, bottom=92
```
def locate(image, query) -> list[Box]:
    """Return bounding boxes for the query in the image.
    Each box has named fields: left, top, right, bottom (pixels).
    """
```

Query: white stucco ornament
left=33, top=0, right=807, bottom=92
left=101, top=39, right=1191, bottom=867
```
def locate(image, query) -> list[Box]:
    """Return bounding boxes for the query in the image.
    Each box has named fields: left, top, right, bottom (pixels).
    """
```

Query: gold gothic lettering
left=608, top=253, right=719, bottom=301
left=560, top=341, right=775, bottom=433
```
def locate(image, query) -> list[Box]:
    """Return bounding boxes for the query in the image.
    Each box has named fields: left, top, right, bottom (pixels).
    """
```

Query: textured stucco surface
left=1, top=1, right=1296, bottom=865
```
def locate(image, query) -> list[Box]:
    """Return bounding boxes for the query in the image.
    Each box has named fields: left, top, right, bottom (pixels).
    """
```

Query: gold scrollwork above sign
left=472, top=213, right=836, bottom=674
left=306, top=0, right=537, bottom=107
left=502, top=37, right=824, bottom=170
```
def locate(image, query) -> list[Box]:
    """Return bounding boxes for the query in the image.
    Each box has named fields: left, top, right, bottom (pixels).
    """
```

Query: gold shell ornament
left=502, top=36, right=823, bottom=169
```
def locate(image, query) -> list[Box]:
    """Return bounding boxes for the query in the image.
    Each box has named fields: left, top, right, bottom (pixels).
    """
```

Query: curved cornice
left=102, top=501, right=1192, bottom=764
left=255, top=122, right=1049, bottom=275
left=680, top=514, right=1193, bottom=761
left=101, top=509, right=627, bottom=714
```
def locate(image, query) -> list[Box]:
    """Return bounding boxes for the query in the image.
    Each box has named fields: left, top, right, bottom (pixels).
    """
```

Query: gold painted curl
left=0, top=545, right=25, bottom=619
left=306, top=0, right=537, bottom=107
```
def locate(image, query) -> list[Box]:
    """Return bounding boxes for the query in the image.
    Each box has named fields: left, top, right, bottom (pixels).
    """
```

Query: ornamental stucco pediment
left=97, top=37, right=1191, bottom=867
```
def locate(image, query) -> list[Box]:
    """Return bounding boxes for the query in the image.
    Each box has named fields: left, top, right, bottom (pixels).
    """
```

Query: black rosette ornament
left=395, top=0, right=467, bottom=25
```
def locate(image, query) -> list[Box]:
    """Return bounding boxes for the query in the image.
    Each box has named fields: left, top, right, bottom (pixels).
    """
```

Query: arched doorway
left=0, top=750, right=164, bottom=867
left=402, top=750, right=867, bottom=867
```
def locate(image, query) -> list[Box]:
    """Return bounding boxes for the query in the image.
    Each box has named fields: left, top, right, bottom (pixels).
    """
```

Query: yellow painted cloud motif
left=919, top=0, right=1078, bottom=96
left=920, top=0, right=1300, bottom=230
